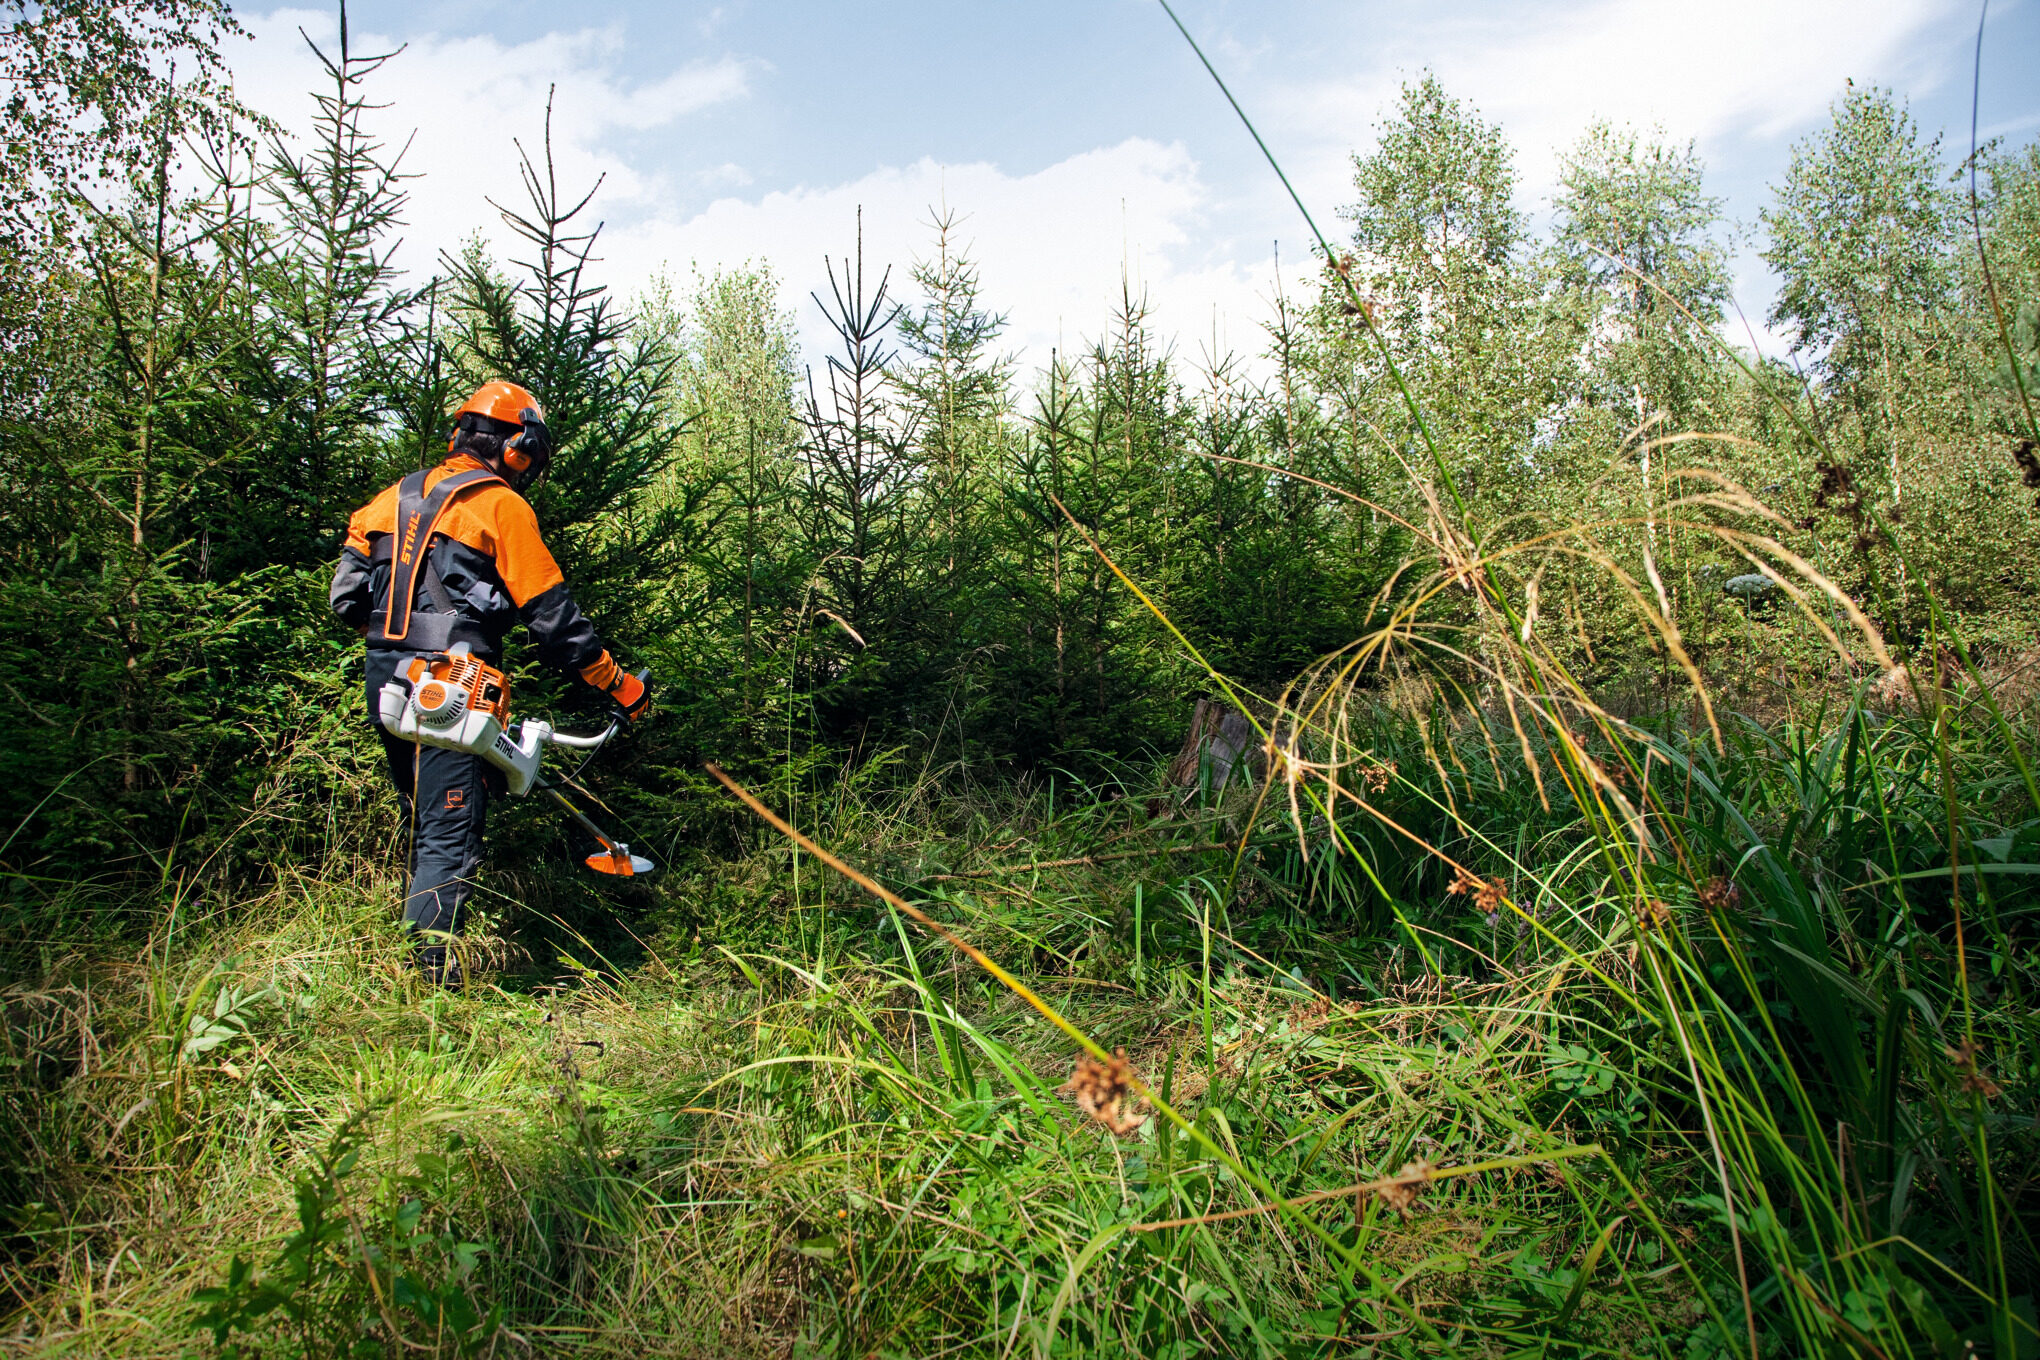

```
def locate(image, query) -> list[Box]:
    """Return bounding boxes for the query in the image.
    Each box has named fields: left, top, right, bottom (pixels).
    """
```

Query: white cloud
left=1460, top=0, right=1961, bottom=186
left=1275, top=0, right=1962, bottom=205
left=602, top=140, right=1278, bottom=378
left=696, top=162, right=754, bottom=190
left=231, top=0, right=1967, bottom=386
left=229, top=9, right=1275, bottom=379
left=1243, top=0, right=1968, bottom=360
left=230, top=8, right=753, bottom=272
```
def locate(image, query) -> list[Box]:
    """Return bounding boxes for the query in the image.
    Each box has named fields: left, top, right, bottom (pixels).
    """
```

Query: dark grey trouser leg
left=401, top=741, right=488, bottom=975
left=365, top=652, right=489, bottom=979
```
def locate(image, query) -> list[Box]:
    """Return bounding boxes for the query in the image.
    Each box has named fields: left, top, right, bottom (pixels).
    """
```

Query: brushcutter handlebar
left=544, top=725, right=616, bottom=750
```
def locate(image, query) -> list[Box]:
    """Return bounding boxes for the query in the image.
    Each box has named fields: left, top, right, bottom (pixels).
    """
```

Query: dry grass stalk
left=1129, top=1151, right=1540, bottom=1235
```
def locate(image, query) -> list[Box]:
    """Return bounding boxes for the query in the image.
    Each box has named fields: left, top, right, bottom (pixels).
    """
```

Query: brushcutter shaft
left=538, top=780, right=618, bottom=847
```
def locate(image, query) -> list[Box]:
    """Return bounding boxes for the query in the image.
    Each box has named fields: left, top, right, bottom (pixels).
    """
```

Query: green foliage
left=1764, top=83, right=1954, bottom=389
left=0, top=0, right=246, bottom=239
left=190, top=1113, right=500, bottom=1358
left=3, top=22, right=2040, bottom=1360
left=444, top=103, right=697, bottom=660
left=1551, top=121, right=1730, bottom=423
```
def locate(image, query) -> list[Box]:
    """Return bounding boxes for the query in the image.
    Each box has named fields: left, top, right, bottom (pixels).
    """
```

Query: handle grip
left=546, top=728, right=613, bottom=750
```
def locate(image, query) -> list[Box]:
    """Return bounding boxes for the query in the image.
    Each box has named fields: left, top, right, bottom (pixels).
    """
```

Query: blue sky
left=230, top=0, right=2040, bottom=378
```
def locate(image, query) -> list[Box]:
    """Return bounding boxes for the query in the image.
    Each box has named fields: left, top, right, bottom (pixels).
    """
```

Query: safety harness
left=369, top=467, right=506, bottom=654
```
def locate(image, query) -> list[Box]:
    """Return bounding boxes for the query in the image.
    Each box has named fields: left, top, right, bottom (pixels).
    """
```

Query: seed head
left=1375, top=1160, right=1434, bottom=1216
left=1697, top=876, right=1742, bottom=914
left=1447, top=867, right=1506, bottom=918
left=1813, top=458, right=1858, bottom=511
left=1062, top=1047, right=1148, bottom=1136
left=1944, top=1040, right=2002, bottom=1101
left=2013, top=438, right=2040, bottom=489
left=1360, top=757, right=1397, bottom=794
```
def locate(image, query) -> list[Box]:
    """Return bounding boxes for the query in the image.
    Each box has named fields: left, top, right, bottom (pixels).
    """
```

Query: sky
left=223, top=0, right=2040, bottom=382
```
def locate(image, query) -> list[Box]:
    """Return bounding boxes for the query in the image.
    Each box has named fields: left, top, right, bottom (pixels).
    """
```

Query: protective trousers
left=366, top=651, right=493, bottom=975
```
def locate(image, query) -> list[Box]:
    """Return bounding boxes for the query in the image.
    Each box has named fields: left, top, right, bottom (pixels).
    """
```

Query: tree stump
left=1164, top=697, right=1266, bottom=792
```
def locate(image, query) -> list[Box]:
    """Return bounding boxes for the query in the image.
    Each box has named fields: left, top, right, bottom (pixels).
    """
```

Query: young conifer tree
left=896, top=207, right=1013, bottom=757
left=0, top=108, right=264, bottom=860
left=675, top=264, right=803, bottom=747
left=236, top=4, right=416, bottom=572
left=793, top=212, right=923, bottom=734
left=995, top=290, right=1190, bottom=762
left=994, top=351, right=1086, bottom=758
left=445, top=93, right=698, bottom=676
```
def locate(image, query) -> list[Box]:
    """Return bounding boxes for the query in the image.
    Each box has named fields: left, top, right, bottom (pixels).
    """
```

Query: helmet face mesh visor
left=512, top=441, right=551, bottom=490
left=457, top=412, right=521, bottom=441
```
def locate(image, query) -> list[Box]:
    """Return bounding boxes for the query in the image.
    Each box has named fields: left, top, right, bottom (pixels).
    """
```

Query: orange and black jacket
left=329, top=454, right=632, bottom=693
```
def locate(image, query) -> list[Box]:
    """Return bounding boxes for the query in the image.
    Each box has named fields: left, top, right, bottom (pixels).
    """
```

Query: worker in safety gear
left=329, top=381, right=652, bottom=985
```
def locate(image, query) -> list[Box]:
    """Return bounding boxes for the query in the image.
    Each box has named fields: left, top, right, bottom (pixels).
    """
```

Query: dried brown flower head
left=1813, top=458, right=1858, bottom=511
left=1697, top=876, right=1742, bottom=914
left=1447, top=867, right=1506, bottom=920
left=1944, top=1040, right=2003, bottom=1101
left=2013, top=438, right=2040, bottom=489
left=1359, top=757, right=1397, bottom=794
left=1375, top=1159, right=1434, bottom=1216
left=1639, top=899, right=1673, bottom=933
left=1062, top=1047, right=1148, bottom=1135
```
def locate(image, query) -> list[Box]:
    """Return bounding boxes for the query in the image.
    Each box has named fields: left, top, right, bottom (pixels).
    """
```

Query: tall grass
left=1, top=14, right=2035, bottom=1360
left=3, top=651, right=2035, bottom=1356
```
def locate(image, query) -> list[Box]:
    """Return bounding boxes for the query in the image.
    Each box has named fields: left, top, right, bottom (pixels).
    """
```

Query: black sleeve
left=330, top=544, right=377, bottom=629
left=519, top=581, right=607, bottom=678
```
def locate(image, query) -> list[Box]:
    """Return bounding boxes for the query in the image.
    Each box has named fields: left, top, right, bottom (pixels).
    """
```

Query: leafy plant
left=190, top=1110, right=500, bottom=1359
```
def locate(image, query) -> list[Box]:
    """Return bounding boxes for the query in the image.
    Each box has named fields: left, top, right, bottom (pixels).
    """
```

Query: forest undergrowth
left=5, top=1, right=2040, bottom=1355
left=3, top=657, right=2037, bottom=1358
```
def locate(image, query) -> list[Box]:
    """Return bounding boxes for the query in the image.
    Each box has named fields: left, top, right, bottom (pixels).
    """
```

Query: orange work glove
left=607, top=668, right=651, bottom=723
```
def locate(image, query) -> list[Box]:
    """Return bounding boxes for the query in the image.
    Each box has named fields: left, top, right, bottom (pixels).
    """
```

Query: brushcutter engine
left=378, top=646, right=546, bottom=794
left=377, top=644, right=654, bottom=878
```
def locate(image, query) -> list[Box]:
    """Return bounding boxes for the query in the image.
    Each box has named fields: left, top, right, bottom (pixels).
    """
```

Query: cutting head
left=585, top=843, right=656, bottom=878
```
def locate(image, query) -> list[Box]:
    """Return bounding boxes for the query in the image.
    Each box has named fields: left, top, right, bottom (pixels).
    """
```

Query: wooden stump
left=1164, top=697, right=1265, bottom=791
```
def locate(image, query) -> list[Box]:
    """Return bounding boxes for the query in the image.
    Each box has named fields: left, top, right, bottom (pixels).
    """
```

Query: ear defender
left=502, top=407, right=552, bottom=480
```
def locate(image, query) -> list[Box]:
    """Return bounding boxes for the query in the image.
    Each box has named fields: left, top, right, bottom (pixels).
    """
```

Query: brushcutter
left=377, top=644, right=655, bottom=878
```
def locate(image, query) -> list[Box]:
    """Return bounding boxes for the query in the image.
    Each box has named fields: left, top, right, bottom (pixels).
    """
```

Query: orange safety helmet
left=448, top=381, right=549, bottom=477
